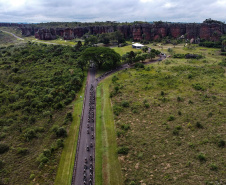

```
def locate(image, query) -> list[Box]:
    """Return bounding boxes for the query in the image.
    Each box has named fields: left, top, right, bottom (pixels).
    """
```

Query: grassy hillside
left=0, top=31, right=20, bottom=47
left=110, top=45, right=226, bottom=184
left=0, top=43, right=88, bottom=184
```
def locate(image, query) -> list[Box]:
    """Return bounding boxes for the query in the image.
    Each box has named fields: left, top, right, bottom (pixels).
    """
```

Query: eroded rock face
left=35, top=28, right=56, bottom=40
left=169, top=24, right=186, bottom=38
left=200, top=23, right=223, bottom=41
left=1, top=22, right=225, bottom=41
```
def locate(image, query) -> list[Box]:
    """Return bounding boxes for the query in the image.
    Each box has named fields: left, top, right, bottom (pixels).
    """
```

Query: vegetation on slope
left=0, top=43, right=88, bottom=184
left=110, top=46, right=226, bottom=184
left=0, top=31, right=19, bottom=47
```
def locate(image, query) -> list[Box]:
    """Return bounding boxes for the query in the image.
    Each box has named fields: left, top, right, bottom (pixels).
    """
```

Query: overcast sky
left=0, top=0, right=225, bottom=23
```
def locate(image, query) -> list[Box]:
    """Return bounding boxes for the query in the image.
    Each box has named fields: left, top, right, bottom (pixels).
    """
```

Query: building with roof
left=132, top=43, right=145, bottom=49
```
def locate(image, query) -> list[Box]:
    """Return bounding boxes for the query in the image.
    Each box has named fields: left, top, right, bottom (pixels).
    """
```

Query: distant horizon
left=0, top=19, right=225, bottom=24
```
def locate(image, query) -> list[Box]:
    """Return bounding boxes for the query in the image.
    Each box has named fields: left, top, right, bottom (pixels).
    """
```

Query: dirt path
left=0, top=30, right=24, bottom=40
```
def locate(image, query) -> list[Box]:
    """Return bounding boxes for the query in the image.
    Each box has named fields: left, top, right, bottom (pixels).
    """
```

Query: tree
left=76, top=58, right=87, bottom=71
left=85, top=36, right=98, bottom=46
left=75, top=41, right=82, bottom=50
left=142, top=46, right=148, bottom=53
left=114, top=31, right=125, bottom=46
left=79, top=47, right=121, bottom=70
left=99, top=33, right=110, bottom=44
left=128, top=51, right=136, bottom=64
left=149, top=52, right=156, bottom=60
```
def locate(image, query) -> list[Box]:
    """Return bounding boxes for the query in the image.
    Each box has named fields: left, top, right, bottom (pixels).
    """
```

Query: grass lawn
left=54, top=72, right=87, bottom=185
left=109, top=45, right=226, bottom=184
left=95, top=77, right=123, bottom=185
left=112, top=45, right=139, bottom=56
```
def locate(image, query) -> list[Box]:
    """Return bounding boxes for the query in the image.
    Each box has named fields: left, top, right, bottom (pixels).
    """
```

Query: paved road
left=72, top=68, right=96, bottom=185
left=72, top=56, right=166, bottom=185
left=0, top=30, right=24, bottom=40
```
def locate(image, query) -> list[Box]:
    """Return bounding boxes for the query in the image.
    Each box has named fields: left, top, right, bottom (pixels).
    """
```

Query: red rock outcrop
left=1, top=22, right=225, bottom=41
left=35, top=28, right=56, bottom=40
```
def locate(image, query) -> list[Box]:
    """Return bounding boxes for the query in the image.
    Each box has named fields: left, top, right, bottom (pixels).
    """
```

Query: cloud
left=0, top=0, right=225, bottom=23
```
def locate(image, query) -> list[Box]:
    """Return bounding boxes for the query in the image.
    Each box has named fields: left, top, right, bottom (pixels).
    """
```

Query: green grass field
left=109, top=45, right=226, bottom=184
left=55, top=73, right=87, bottom=185
left=35, top=39, right=84, bottom=47
left=112, top=45, right=139, bottom=56
left=95, top=78, right=123, bottom=185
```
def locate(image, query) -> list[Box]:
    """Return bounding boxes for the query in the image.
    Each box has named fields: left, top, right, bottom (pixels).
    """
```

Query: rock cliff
left=0, top=22, right=225, bottom=41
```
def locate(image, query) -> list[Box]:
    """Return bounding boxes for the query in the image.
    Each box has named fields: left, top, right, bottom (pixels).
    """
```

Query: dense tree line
left=0, top=42, right=91, bottom=183
left=84, top=31, right=126, bottom=46
left=121, top=48, right=161, bottom=64
left=0, top=43, right=88, bottom=122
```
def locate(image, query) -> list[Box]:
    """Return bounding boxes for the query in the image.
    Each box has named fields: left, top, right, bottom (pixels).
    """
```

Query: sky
left=0, top=0, right=225, bottom=23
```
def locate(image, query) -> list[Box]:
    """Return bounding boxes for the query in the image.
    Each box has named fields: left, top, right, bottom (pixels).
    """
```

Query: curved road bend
left=72, top=56, right=166, bottom=185
left=0, top=30, right=24, bottom=40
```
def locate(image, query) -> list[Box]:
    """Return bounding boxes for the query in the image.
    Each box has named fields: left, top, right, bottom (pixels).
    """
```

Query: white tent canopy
left=132, top=43, right=145, bottom=49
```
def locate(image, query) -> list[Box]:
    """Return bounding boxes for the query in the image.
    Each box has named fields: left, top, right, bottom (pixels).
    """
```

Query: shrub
left=134, top=62, right=144, bottom=68
left=210, top=163, right=218, bottom=171
left=112, top=75, right=119, bottom=83
left=122, top=101, right=129, bottom=107
left=24, top=129, right=36, bottom=141
left=218, top=58, right=226, bottom=66
left=161, top=91, right=165, bottom=96
left=55, top=102, right=63, bottom=109
left=144, top=103, right=150, bottom=108
left=173, top=129, right=179, bottom=135
left=192, top=83, right=205, bottom=91
left=56, top=127, right=67, bottom=137
left=121, top=124, right=130, bottom=131
left=113, top=105, right=123, bottom=116
left=114, top=86, right=119, bottom=92
left=35, top=127, right=45, bottom=133
left=65, top=112, right=73, bottom=122
left=188, top=100, right=193, bottom=104
left=30, top=174, right=35, bottom=180
left=117, top=146, right=129, bottom=155
left=218, top=139, right=225, bottom=148
left=177, top=96, right=182, bottom=102
left=57, top=139, right=64, bottom=148
left=197, top=153, right=206, bottom=162
left=178, top=111, right=182, bottom=115
left=37, top=153, right=49, bottom=164
left=196, top=122, right=203, bottom=129
left=130, top=181, right=136, bottom=185
left=51, top=125, right=59, bottom=133
left=168, top=115, right=175, bottom=121
left=17, top=147, right=28, bottom=155
left=43, top=149, right=51, bottom=157
left=188, top=74, right=193, bottom=79
left=117, top=130, right=125, bottom=138
left=0, top=143, right=9, bottom=154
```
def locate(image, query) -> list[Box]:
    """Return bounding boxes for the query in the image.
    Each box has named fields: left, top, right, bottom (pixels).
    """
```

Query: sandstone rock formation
left=1, top=22, right=225, bottom=42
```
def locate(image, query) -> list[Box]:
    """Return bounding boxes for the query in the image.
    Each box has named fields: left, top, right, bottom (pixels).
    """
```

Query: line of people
left=83, top=84, right=95, bottom=185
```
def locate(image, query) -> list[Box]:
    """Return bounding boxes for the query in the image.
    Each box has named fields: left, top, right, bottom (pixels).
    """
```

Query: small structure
left=132, top=43, right=145, bottom=49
